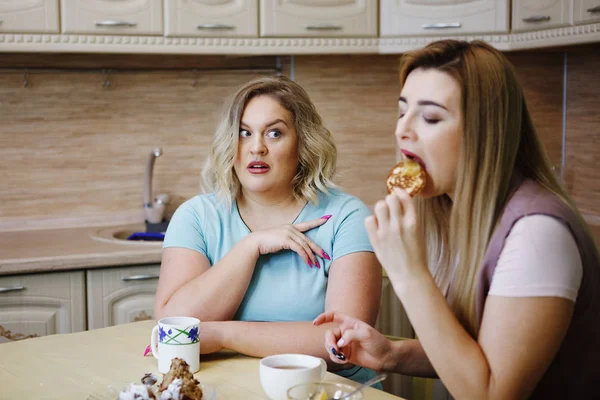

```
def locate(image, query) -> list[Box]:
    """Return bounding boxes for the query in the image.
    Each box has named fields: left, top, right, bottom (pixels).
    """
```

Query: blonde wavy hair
left=202, top=75, right=337, bottom=207
left=401, top=40, right=598, bottom=337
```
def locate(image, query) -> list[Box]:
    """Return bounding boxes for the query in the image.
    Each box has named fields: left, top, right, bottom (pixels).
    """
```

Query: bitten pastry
left=385, top=158, right=426, bottom=197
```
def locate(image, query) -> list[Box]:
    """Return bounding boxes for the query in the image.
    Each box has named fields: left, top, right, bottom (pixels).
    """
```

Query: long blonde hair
left=202, top=76, right=337, bottom=207
left=401, top=40, right=595, bottom=336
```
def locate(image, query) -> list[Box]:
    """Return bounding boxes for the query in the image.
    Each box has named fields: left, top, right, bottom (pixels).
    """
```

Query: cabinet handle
left=197, top=23, right=235, bottom=30
left=522, top=16, right=551, bottom=23
left=305, top=24, right=343, bottom=31
left=422, top=22, right=462, bottom=30
left=121, top=275, right=159, bottom=282
left=587, top=6, right=600, bottom=13
left=95, top=20, right=138, bottom=28
left=0, top=286, right=25, bottom=293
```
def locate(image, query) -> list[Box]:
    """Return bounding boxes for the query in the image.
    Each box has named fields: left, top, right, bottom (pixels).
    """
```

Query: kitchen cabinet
left=87, top=264, right=160, bottom=330
left=0, top=0, right=59, bottom=33
left=61, top=0, right=163, bottom=35
left=375, top=275, right=414, bottom=397
left=165, top=0, right=258, bottom=37
left=512, top=0, right=572, bottom=31
left=573, top=0, right=600, bottom=24
left=0, top=271, right=85, bottom=344
left=380, top=0, right=510, bottom=36
left=260, top=0, right=377, bottom=37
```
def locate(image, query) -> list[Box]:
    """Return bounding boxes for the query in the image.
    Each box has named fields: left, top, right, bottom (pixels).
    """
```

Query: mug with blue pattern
left=151, top=316, right=200, bottom=373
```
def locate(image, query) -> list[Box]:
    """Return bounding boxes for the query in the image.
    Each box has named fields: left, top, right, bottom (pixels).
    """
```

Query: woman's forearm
left=219, top=320, right=351, bottom=371
left=388, top=339, right=437, bottom=378
left=159, top=236, right=260, bottom=321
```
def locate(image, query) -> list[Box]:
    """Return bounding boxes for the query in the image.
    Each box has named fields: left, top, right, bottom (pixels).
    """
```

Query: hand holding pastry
left=365, top=159, right=428, bottom=281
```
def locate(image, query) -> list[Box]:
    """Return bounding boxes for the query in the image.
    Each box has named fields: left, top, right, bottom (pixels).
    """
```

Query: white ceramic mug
left=150, top=316, right=200, bottom=374
left=259, top=354, right=327, bottom=400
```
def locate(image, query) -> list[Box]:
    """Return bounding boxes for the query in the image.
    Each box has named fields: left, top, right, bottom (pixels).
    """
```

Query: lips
left=247, top=160, right=270, bottom=174
left=400, top=149, right=426, bottom=170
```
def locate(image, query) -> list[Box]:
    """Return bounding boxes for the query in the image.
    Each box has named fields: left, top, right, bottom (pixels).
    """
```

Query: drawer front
left=61, top=0, right=163, bottom=35
left=0, top=271, right=86, bottom=343
left=512, top=0, right=572, bottom=31
left=0, top=0, right=59, bottom=33
left=380, top=0, right=509, bottom=36
left=87, top=264, right=160, bottom=330
left=165, top=0, right=258, bottom=37
left=574, top=0, right=600, bottom=24
left=260, top=0, right=377, bottom=37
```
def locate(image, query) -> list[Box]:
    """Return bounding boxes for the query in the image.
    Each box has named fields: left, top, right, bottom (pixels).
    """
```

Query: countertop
left=0, top=223, right=162, bottom=276
left=0, top=320, right=404, bottom=399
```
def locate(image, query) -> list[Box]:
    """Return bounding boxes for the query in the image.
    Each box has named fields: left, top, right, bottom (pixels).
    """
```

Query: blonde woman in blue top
left=154, top=76, right=382, bottom=384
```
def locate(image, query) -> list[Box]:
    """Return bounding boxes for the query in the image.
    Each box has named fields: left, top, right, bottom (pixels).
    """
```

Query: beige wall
left=0, top=46, right=598, bottom=243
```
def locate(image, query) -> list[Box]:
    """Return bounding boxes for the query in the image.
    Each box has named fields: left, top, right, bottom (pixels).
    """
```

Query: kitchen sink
left=89, top=224, right=162, bottom=246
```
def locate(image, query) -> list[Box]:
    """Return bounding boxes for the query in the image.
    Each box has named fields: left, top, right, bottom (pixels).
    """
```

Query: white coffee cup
left=259, top=354, right=327, bottom=400
left=150, top=316, right=200, bottom=374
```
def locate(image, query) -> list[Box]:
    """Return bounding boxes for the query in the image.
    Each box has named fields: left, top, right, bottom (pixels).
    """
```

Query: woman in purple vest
left=314, top=39, right=600, bottom=399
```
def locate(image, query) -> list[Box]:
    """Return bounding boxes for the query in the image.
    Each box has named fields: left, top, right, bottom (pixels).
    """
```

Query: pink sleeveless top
left=476, top=175, right=600, bottom=398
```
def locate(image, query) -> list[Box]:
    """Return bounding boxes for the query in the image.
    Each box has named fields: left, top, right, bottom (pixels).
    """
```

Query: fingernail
left=315, top=260, right=320, bottom=269
left=322, top=251, right=330, bottom=260
left=308, top=260, right=313, bottom=268
left=331, top=347, right=346, bottom=360
left=143, top=345, right=151, bottom=357
left=321, top=214, right=332, bottom=221
left=337, top=338, right=345, bottom=347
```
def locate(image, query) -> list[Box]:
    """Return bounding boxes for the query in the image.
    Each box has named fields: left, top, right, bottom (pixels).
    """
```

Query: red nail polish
left=315, top=260, right=320, bottom=269
left=322, top=251, right=330, bottom=260
left=143, top=345, right=151, bottom=356
left=321, top=215, right=332, bottom=221
left=308, top=261, right=313, bottom=268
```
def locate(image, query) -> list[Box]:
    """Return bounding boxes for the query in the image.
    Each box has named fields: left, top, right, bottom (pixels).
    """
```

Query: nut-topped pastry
left=385, top=158, right=426, bottom=197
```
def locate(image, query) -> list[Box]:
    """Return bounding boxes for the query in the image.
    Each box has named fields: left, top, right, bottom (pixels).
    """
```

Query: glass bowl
left=287, top=382, right=363, bottom=400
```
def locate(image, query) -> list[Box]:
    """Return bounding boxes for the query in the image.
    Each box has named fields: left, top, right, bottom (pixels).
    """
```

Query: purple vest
left=476, top=176, right=600, bottom=398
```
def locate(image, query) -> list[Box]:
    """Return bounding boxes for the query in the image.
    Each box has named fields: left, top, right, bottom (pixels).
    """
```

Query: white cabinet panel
left=0, top=271, right=86, bottom=344
left=61, top=0, right=163, bottom=35
left=380, top=0, right=509, bottom=36
left=0, top=0, right=59, bottom=33
left=260, top=0, right=377, bottom=37
left=573, top=0, right=600, bottom=24
left=87, top=265, right=160, bottom=330
left=512, top=0, right=572, bottom=31
left=165, top=0, right=258, bottom=37
left=375, top=276, right=414, bottom=398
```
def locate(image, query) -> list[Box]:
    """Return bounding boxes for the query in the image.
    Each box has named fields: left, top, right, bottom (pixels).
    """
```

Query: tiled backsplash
left=0, top=47, right=598, bottom=243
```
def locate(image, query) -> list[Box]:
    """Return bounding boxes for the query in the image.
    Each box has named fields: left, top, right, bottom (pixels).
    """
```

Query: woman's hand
left=365, top=188, right=428, bottom=281
left=249, top=215, right=332, bottom=268
left=313, top=312, right=395, bottom=372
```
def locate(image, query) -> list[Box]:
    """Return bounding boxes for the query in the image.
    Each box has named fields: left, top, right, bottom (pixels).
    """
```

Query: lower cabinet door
left=0, top=271, right=86, bottom=344
left=375, top=276, right=414, bottom=398
left=87, top=264, right=160, bottom=330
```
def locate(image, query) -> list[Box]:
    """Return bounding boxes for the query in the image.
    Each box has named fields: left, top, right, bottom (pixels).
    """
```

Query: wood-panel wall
left=0, top=47, right=598, bottom=246
left=564, top=44, right=600, bottom=244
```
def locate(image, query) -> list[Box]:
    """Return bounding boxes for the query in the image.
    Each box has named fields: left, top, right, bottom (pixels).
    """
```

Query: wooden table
left=0, top=320, right=404, bottom=399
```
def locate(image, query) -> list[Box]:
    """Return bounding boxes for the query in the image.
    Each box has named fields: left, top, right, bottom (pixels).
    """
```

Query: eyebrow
left=398, top=96, right=449, bottom=111
left=240, top=118, right=288, bottom=129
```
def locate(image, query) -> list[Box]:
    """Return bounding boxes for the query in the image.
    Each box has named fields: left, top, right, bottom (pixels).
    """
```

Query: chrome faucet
left=144, top=147, right=169, bottom=224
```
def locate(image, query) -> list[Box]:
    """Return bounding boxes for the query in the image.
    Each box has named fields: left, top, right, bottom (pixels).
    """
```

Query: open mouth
left=400, top=149, right=426, bottom=170
left=247, top=161, right=270, bottom=173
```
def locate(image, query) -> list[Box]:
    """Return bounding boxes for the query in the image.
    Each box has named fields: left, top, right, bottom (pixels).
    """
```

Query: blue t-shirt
left=163, top=188, right=373, bottom=321
left=163, top=188, right=380, bottom=386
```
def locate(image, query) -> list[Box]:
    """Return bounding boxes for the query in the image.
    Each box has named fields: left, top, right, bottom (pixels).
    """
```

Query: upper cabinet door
left=380, top=0, right=509, bottom=37
left=573, top=0, right=600, bottom=24
left=260, top=0, right=377, bottom=37
left=512, top=0, right=572, bottom=31
left=61, top=0, right=163, bottom=35
left=165, top=0, right=258, bottom=37
left=0, top=0, right=59, bottom=33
